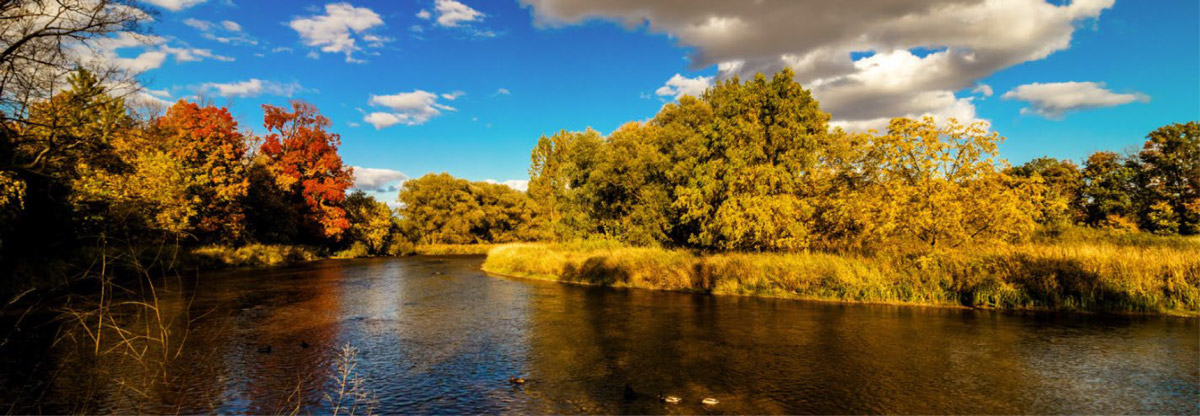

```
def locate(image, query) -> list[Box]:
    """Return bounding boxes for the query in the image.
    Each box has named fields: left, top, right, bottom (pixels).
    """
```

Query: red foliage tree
left=157, top=100, right=249, bottom=240
left=259, top=101, right=354, bottom=240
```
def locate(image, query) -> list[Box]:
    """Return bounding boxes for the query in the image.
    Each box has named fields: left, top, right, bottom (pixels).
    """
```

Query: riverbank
left=482, top=233, right=1200, bottom=317
left=2, top=242, right=499, bottom=299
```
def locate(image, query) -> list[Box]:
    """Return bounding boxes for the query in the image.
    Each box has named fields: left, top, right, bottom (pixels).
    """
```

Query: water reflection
left=0, top=256, right=1196, bottom=414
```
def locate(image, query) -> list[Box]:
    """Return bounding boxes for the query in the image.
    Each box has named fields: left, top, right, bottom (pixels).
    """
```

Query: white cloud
left=160, top=44, right=235, bottom=62
left=434, top=0, right=484, bottom=27
left=142, top=0, right=206, bottom=11
left=70, top=32, right=232, bottom=74
left=484, top=179, right=529, bottom=192
left=181, top=18, right=256, bottom=45
left=655, top=73, right=713, bottom=100
left=972, top=84, right=994, bottom=97
left=364, top=90, right=456, bottom=128
left=523, top=0, right=1114, bottom=130
left=289, top=3, right=387, bottom=63
left=416, top=9, right=432, bottom=19
left=441, top=91, right=465, bottom=100
left=494, top=88, right=511, bottom=96
left=199, top=79, right=305, bottom=98
left=183, top=18, right=213, bottom=31
left=1001, top=81, right=1148, bottom=119
left=351, top=167, right=409, bottom=192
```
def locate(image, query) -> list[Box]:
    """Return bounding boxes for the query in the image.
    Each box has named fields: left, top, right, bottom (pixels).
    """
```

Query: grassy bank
left=482, top=233, right=1200, bottom=316
left=413, top=244, right=496, bottom=255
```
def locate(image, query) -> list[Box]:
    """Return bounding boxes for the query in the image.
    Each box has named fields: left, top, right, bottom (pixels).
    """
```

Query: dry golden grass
left=414, top=244, right=497, bottom=255
left=483, top=233, right=1200, bottom=316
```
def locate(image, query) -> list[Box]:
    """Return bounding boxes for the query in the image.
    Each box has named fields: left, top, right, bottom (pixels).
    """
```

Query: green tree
left=398, top=173, right=484, bottom=244
left=471, top=181, right=537, bottom=243
left=675, top=68, right=830, bottom=251
left=344, top=190, right=396, bottom=254
left=1079, top=151, right=1139, bottom=230
left=582, top=122, right=673, bottom=246
left=1009, top=157, right=1083, bottom=226
left=1136, top=122, right=1199, bottom=234
left=527, top=128, right=602, bottom=240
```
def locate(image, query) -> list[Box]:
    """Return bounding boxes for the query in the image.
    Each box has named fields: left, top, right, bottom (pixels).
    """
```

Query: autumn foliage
left=156, top=101, right=250, bottom=240
left=260, top=102, right=354, bottom=241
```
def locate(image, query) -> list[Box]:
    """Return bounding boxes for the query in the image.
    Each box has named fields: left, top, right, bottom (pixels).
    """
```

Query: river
left=0, top=255, right=1196, bottom=414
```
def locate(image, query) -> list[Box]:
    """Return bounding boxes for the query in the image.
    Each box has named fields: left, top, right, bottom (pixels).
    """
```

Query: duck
left=657, top=393, right=681, bottom=404
left=257, top=345, right=271, bottom=353
left=299, top=340, right=310, bottom=349
left=701, top=398, right=719, bottom=406
left=508, top=376, right=525, bottom=385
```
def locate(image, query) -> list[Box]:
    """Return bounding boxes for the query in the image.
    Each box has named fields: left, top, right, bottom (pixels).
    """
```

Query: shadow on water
left=0, top=255, right=1197, bottom=414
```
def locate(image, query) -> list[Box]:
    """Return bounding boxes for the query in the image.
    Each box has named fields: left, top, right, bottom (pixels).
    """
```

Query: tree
left=1009, top=157, right=1082, bottom=226
left=6, top=70, right=131, bottom=248
left=1, top=0, right=149, bottom=128
left=842, top=117, right=1041, bottom=250
left=344, top=190, right=395, bottom=254
left=675, top=68, right=830, bottom=251
left=153, top=100, right=249, bottom=241
left=1136, top=122, right=1199, bottom=234
left=397, top=173, right=484, bottom=244
left=471, top=181, right=537, bottom=243
left=1079, top=151, right=1138, bottom=230
left=582, top=122, right=673, bottom=246
left=527, top=128, right=602, bottom=240
left=259, top=101, right=354, bottom=241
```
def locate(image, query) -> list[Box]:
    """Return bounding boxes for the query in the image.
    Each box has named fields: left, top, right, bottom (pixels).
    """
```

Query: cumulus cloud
left=199, top=79, right=305, bottom=98
left=142, top=0, right=206, bottom=11
left=289, top=3, right=388, bottom=63
left=1002, top=81, right=1148, bottom=119
left=434, top=0, right=484, bottom=27
left=416, top=9, right=431, bottom=19
left=364, top=90, right=457, bottom=128
left=484, top=179, right=529, bottom=192
left=351, top=167, right=409, bottom=192
left=523, top=0, right=1115, bottom=130
left=655, top=73, right=713, bottom=100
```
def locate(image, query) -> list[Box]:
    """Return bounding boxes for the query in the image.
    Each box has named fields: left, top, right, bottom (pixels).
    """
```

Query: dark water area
left=0, top=255, right=1197, bottom=414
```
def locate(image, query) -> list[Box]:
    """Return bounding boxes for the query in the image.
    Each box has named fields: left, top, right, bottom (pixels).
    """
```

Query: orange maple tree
left=259, top=101, right=354, bottom=240
left=157, top=100, right=249, bottom=240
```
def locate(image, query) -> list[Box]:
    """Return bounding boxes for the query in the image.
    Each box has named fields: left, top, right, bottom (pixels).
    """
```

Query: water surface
left=1, top=256, right=1196, bottom=414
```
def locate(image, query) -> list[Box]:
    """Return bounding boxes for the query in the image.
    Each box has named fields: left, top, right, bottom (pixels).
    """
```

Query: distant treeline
left=414, top=69, right=1195, bottom=252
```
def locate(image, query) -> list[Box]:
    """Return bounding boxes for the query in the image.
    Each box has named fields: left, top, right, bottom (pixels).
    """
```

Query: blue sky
left=119, top=0, right=1198, bottom=200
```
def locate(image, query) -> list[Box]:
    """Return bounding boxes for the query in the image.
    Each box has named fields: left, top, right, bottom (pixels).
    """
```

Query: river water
left=0, top=255, right=1196, bottom=414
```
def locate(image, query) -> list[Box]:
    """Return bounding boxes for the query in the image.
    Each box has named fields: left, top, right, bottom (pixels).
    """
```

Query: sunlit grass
left=483, top=231, right=1200, bottom=316
left=413, top=244, right=496, bottom=255
left=191, top=244, right=323, bottom=268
